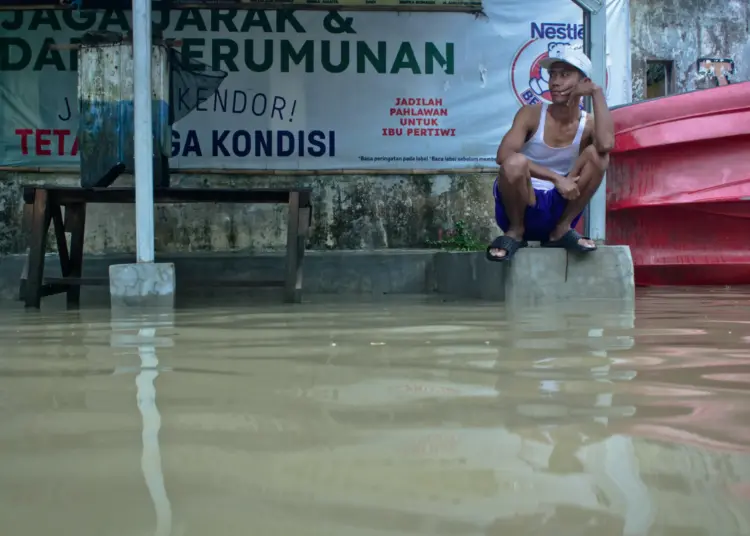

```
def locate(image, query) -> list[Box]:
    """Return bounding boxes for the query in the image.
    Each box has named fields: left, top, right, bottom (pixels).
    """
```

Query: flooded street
left=1, top=289, right=750, bottom=536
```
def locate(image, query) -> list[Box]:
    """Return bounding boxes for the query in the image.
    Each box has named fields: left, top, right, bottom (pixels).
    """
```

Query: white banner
left=0, top=0, right=631, bottom=170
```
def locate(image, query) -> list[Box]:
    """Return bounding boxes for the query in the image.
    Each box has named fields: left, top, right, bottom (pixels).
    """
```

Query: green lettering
left=212, top=39, right=238, bottom=71
left=280, top=40, right=314, bottom=73
left=244, top=39, right=273, bottom=72
left=211, top=10, right=237, bottom=32
left=425, top=42, right=453, bottom=75
left=390, top=43, right=420, bottom=74
left=34, top=38, right=66, bottom=71
left=98, top=10, right=130, bottom=32
left=1, top=11, right=23, bottom=31
left=276, top=10, right=305, bottom=33
left=240, top=10, right=272, bottom=32
left=29, top=10, right=61, bottom=31
left=180, top=38, right=205, bottom=69
left=356, top=41, right=386, bottom=74
left=0, top=37, right=31, bottom=71
left=62, top=9, right=96, bottom=31
left=321, top=41, right=349, bottom=73
left=154, top=10, right=171, bottom=31
left=174, top=9, right=206, bottom=32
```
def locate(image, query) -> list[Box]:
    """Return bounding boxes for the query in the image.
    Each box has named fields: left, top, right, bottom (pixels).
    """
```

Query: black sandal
left=541, top=229, right=597, bottom=253
left=486, top=235, right=528, bottom=262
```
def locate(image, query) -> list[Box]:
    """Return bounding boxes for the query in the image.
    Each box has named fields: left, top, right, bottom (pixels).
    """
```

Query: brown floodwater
left=1, top=288, right=750, bottom=536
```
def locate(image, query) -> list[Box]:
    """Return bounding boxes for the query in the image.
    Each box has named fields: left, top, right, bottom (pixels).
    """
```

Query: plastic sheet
left=607, top=82, right=750, bottom=285
left=77, top=33, right=227, bottom=188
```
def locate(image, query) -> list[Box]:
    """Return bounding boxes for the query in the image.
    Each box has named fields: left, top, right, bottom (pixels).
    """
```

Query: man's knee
left=500, top=153, right=529, bottom=183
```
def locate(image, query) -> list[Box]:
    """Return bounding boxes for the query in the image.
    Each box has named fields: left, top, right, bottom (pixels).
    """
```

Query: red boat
left=607, top=82, right=750, bottom=286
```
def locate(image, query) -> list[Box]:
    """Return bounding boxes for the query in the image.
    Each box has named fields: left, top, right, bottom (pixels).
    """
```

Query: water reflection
left=0, top=290, right=749, bottom=535
left=111, top=310, right=174, bottom=536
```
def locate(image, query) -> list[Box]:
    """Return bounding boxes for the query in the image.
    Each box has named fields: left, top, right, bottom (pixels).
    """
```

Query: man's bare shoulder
left=520, top=103, right=543, bottom=115
left=516, top=103, right=542, bottom=124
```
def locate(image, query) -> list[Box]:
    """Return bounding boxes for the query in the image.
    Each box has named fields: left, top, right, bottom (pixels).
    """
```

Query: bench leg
left=284, top=192, right=305, bottom=304
left=65, top=204, right=86, bottom=307
left=25, top=190, right=51, bottom=308
left=51, top=204, right=71, bottom=277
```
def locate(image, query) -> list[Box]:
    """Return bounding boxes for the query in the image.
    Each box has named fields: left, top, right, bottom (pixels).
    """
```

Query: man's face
left=547, top=62, right=583, bottom=104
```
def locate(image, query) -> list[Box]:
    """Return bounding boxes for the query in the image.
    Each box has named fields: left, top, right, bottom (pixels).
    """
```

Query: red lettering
left=400, top=118, right=440, bottom=127
left=390, top=108, right=449, bottom=117
left=15, top=129, right=33, bottom=155
left=405, top=128, right=456, bottom=137
left=14, top=128, right=78, bottom=156
left=35, top=129, right=52, bottom=156
left=53, top=129, right=71, bottom=155
left=394, top=97, right=443, bottom=107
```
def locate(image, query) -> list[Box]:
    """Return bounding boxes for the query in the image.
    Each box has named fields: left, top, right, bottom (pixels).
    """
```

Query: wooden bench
left=19, top=186, right=312, bottom=308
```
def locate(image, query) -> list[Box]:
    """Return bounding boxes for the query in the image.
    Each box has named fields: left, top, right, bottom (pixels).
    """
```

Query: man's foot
left=542, top=228, right=597, bottom=253
left=486, top=232, right=528, bottom=262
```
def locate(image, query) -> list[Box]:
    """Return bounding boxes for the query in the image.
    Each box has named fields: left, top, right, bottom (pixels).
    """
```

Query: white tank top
left=520, top=104, right=587, bottom=191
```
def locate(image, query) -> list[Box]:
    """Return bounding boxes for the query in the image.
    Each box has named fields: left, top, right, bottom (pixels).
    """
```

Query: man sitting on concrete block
left=487, top=46, right=615, bottom=262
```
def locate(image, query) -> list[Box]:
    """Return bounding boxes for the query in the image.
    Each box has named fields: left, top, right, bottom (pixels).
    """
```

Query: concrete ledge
left=0, top=247, right=634, bottom=306
left=0, top=250, right=437, bottom=303
left=435, top=246, right=635, bottom=305
left=433, top=251, right=505, bottom=301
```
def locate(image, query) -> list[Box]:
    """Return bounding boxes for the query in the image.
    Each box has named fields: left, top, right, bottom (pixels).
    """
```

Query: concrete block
left=431, top=246, right=635, bottom=305
left=109, top=262, right=176, bottom=309
left=505, top=246, right=635, bottom=307
left=503, top=248, right=567, bottom=306
left=433, top=252, right=505, bottom=300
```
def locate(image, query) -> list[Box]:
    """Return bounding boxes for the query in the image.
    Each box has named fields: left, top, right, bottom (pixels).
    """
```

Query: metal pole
left=133, top=0, right=155, bottom=263
left=582, top=10, right=592, bottom=234
left=583, top=4, right=608, bottom=242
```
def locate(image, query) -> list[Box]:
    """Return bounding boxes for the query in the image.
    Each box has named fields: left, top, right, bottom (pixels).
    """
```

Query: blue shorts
left=493, top=178, right=583, bottom=242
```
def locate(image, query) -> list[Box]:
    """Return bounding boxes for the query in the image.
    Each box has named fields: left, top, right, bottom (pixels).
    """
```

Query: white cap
left=539, top=46, right=592, bottom=79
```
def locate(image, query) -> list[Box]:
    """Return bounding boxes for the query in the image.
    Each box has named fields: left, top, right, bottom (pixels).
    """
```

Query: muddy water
left=1, top=289, right=750, bottom=536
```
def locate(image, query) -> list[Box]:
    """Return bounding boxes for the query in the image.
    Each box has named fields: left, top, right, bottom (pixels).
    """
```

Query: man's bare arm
left=591, top=87, right=615, bottom=153
left=496, top=106, right=566, bottom=185
left=496, top=106, right=531, bottom=165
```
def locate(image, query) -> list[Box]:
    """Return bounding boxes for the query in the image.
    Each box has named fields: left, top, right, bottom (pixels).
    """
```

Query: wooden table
left=19, top=186, right=313, bottom=308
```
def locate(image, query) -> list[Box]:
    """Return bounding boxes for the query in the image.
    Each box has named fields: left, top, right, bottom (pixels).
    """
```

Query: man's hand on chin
left=568, top=80, right=601, bottom=105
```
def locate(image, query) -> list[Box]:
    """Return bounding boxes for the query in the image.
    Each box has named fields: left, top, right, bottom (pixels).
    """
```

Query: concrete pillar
left=109, top=0, right=175, bottom=309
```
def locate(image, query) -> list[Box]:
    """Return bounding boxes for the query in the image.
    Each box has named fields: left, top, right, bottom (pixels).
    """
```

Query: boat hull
left=607, top=82, right=750, bottom=286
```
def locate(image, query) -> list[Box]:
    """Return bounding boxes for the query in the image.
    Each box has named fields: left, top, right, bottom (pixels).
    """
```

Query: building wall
left=6, top=0, right=748, bottom=256
left=630, top=0, right=750, bottom=100
left=0, top=171, right=498, bottom=255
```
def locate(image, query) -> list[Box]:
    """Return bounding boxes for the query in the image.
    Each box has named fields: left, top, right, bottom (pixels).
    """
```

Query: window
left=645, top=60, right=674, bottom=99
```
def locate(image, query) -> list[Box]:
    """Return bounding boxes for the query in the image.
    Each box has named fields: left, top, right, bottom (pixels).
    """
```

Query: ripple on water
left=1, top=289, right=750, bottom=535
